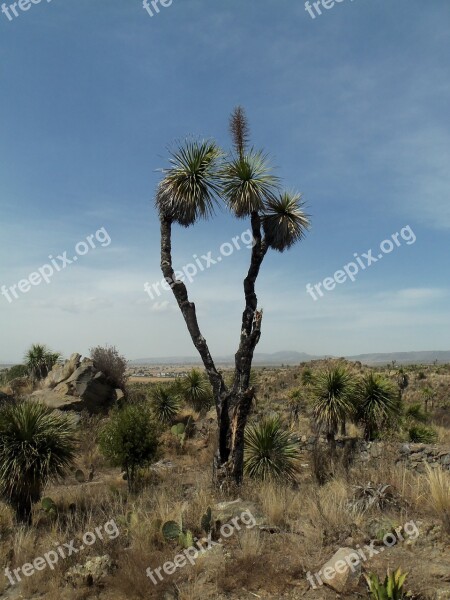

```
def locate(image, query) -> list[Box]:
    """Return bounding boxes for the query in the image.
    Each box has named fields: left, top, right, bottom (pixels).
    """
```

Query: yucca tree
left=312, top=365, right=354, bottom=449
left=354, top=373, right=401, bottom=441
left=244, top=417, right=300, bottom=481
left=0, top=401, right=76, bottom=523
left=150, top=385, right=181, bottom=425
left=156, top=107, right=310, bottom=486
left=181, top=369, right=212, bottom=412
left=24, top=343, right=60, bottom=382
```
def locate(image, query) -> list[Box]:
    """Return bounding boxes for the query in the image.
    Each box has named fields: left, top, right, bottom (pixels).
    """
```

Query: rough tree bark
left=160, top=212, right=267, bottom=487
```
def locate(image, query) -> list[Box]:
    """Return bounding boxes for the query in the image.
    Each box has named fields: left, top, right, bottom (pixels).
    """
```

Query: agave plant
left=354, top=373, right=401, bottom=441
left=150, top=385, right=181, bottom=425
left=312, top=365, right=354, bottom=447
left=156, top=139, right=223, bottom=227
left=0, top=401, right=76, bottom=523
left=365, top=568, right=408, bottom=600
left=181, top=369, right=212, bottom=412
left=244, top=416, right=300, bottom=481
left=262, top=192, right=310, bottom=252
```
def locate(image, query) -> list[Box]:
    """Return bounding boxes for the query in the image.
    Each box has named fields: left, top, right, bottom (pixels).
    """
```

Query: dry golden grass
left=423, top=465, right=450, bottom=532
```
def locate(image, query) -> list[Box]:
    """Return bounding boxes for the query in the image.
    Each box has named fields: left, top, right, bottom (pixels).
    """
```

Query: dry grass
left=423, top=465, right=450, bottom=532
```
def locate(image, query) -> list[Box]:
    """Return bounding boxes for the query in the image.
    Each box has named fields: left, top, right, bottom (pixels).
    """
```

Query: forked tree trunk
left=160, top=213, right=266, bottom=487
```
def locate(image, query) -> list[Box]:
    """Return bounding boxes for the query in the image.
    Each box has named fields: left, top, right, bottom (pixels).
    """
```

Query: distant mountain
left=346, top=351, right=450, bottom=365
left=130, top=351, right=318, bottom=366
left=131, top=350, right=450, bottom=366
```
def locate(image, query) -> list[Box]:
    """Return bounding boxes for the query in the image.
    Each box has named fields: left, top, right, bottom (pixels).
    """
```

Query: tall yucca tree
left=354, top=372, right=401, bottom=441
left=312, top=365, right=355, bottom=448
left=0, top=401, right=76, bottom=523
left=156, top=107, right=310, bottom=486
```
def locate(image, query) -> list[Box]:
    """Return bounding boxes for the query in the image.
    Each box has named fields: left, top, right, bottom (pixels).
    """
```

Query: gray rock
left=319, top=547, right=362, bottom=593
left=43, top=353, right=81, bottom=388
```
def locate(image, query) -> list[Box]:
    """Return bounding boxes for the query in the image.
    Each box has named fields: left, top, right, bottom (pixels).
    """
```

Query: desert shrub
left=408, top=424, right=437, bottom=443
left=150, top=385, right=181, bottom=425
left=99, top=403, right=160, bottom=492
left=90, top=344, right=127, bottom=390
left=244, top=417, right=300, bottom=481
left=24, top=344, right=60, bottom=382
left=0, top=401, right=76, bottom=523
left=1, top=364, right=28, bottom=384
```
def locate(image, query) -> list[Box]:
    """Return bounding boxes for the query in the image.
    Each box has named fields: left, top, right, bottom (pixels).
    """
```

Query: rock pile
left=30, top=353, right=122, bottom=414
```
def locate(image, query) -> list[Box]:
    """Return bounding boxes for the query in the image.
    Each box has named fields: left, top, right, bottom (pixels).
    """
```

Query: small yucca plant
left=365, top=568, right=408, bottom=600
left=0, top=401, right=76, bottom=523
left=150, top=385, right=181, bottom=425
left=408, top=424, right=437, bottom=443
left=244, top=417, right=300, bottom=481
left=181, top=369, right=212, bottom=412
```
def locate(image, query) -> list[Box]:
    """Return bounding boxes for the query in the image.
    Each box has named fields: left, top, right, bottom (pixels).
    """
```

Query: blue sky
left=0, top=0, right=449, bottom=363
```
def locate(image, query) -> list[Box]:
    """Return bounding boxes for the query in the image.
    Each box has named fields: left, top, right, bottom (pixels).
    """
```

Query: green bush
left=244, top=416, right=300, bottom=481
left=408, top=424, right=437, bottom=443
left=0, top=401, right=76, bottom=523
left=99, top=403, right=160, bottom=492
left=1, top=364, right=28, bottom=384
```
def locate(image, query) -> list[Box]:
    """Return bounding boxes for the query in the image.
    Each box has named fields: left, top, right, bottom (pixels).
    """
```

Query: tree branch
left=233, top=211, right=268, bottom=394
left=159, top=215, right=227, bottom=407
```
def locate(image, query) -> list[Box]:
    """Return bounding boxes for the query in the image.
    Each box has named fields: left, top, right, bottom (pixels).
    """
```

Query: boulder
left=212, top=499, right=264, bottom=529
left=319, top=547, right=362, bottom=593
left=29, top=354, right=117, bottom=414
left=43, top=353, right=81, bottom=388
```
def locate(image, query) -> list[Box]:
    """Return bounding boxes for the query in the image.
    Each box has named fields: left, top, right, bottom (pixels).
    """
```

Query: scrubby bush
left=99, top=403, right=160, bottom=492
left=90, top=344, right=127, bottom=390
left=244, top=417, right=300, bottom=481
left=1, top=364, right=28, bottom=384
left=0, top=401, right=76, bottom=523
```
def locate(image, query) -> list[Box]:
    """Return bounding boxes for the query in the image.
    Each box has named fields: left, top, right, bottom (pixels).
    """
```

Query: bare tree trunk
left=159, top=213, right=266, bottom=487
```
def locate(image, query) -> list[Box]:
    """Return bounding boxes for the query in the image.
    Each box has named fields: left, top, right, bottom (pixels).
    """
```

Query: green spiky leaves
left=244, top=416, right=300, bottom=482
left=220, top=150, right=279, bottom=218
left=156, top=139, right=223, bottom=227
left=262, top=192, right=310, bottom=252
